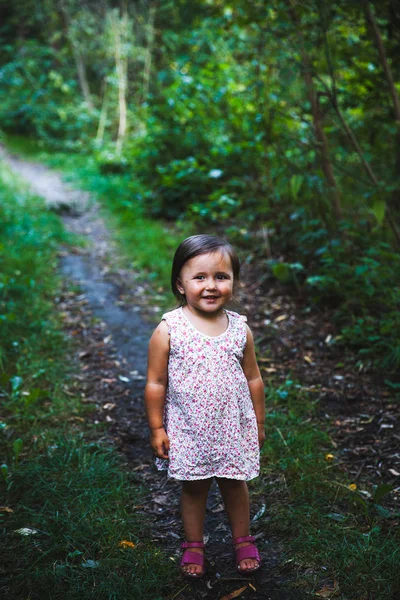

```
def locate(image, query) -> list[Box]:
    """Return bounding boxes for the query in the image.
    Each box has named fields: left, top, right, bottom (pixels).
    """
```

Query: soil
left=3, top=148, right=399, bottom=600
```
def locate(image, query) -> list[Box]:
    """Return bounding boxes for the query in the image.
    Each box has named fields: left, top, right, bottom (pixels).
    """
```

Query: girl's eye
left=195, top=276, right=205, bottom=280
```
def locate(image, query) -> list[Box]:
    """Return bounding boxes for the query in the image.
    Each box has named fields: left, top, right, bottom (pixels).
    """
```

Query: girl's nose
left=205, top=279, right=217, bottom=290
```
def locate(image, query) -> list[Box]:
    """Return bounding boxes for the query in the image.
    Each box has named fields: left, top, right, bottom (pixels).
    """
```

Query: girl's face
left=176, top=251, right=234, bottom=315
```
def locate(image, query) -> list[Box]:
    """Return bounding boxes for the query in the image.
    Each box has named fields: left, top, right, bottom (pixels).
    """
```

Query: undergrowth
left=0, top=161, right=174, bottom=599
left=259, top=378, right=400, bottom=600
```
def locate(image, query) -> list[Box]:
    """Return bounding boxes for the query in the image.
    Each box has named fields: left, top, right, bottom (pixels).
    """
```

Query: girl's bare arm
left=144, top=321, right=170, bottom=459
left=241, top=324, right=266, bottom=448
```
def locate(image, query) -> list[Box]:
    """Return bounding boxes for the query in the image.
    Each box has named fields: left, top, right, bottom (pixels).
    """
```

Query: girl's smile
left=176, top=251, right=234, bottom=317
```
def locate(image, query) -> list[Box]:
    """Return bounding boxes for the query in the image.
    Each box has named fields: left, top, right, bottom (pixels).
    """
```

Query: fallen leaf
left=249, top=583, right=257, bottom=591
left=14, top=528, right=39, bottom=536
left=389, top=469, right=400, bottom=476
left=118, top=375, right=130, bottom=383
left=0, top=506, right=14, bottom=513
left=275, top=315, right=288, bottom=322
left=303, top=355, right=313, bottom=364
left=103, top=402, right=116, bottom=411
left=220, top=585, right=248, bottom=600
left=81, top=560, right=99, bottom=568
left=315, top=580, right=338, bottom=598
left=251, top=503, right=266, bottom=522
left=118, top=540, right=135, bottom=549
left=326, top=512, right=346, bottom=522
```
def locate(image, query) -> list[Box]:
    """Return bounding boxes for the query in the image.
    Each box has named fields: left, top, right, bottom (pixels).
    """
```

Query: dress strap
left=161, top=307, right=181, bottom=334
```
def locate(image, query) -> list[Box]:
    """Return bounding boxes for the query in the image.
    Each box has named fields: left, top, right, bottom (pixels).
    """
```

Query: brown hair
left=171, top=234, right=240, bottom=304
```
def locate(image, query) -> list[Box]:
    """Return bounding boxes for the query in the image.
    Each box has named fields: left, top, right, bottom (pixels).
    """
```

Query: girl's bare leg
left=216, top=478, right=260, bottom=571
left=180, top=478, right=213, bottom=575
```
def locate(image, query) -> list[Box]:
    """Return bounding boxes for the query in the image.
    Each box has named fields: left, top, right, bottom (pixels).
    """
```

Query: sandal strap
left=235, top=544, right=261, bottom=564
left=232, top=535, right=255, bottom=545
left=180, top=549, right=205, bottom=568
left=181, top=541, right=205, bottom=549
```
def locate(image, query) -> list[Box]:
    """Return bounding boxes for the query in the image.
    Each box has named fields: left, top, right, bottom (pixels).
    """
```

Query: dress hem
left=157, top=467, right=259, bottom=482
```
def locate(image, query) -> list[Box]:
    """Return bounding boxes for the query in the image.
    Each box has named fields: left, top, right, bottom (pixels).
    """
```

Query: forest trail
left=2, top=148, right=300, bottom=600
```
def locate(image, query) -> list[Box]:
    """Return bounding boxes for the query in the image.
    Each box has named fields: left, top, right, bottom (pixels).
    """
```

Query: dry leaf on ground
left=315, top=580, right=339, bottom=598
left=220, top=585, right=248, bottom=600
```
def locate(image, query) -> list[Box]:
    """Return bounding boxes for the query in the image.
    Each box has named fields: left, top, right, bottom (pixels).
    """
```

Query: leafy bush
left=0, top=42, right=97, bottom=146
left=269, top=214, right=400, bottom=371
left=144, top=156, right=212, bottom=218
left=307, top=236, right=400, bottom=370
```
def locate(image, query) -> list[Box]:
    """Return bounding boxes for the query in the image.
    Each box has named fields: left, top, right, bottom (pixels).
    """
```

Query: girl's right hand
left=150, top=427, right=170, bottom=459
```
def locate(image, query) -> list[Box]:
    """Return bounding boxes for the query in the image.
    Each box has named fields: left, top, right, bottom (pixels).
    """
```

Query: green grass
left=0, top=161, right=175, bottom=599
left=2, top=437, right=172, bottom=599
left=258, top=379, right=400, bottom=600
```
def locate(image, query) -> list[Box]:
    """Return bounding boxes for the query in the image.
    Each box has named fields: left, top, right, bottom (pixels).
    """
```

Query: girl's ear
left=176, top=278, right=185, bottom=295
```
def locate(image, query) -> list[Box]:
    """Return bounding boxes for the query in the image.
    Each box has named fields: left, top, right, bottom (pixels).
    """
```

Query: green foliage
left=0, top=42, right=98, bottom=146
left=305, top=225, right=400, bottom=370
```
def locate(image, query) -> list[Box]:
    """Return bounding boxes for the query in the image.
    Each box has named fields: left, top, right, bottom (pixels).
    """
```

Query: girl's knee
left=216, top=477, right=247, bottom=490
left=181, top=478, right=212, bottom=496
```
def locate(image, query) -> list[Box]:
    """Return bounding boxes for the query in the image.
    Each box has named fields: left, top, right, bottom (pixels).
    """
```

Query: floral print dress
left=155, top=307, right=260, bottom=481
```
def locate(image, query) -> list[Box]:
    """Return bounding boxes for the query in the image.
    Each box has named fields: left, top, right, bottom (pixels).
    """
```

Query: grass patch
left=259, top=379, right=400, bottom=600
left=0, top=161, right=175, bottom=599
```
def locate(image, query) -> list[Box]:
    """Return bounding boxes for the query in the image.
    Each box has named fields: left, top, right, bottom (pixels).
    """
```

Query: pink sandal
left=180, top=541, right=205, bottom=578
left=232, top=535, right=261, bottom=573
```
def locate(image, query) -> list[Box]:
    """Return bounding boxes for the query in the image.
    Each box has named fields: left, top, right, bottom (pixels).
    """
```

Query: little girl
left=145, top=234, right=265, bottom=578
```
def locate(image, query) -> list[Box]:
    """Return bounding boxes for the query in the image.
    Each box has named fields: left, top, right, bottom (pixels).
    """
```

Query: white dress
left=155, top=307, right=260, bottom=481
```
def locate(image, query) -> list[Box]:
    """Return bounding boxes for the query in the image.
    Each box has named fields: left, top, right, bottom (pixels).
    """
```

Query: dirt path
left=2, top=149, right=302, bottom=600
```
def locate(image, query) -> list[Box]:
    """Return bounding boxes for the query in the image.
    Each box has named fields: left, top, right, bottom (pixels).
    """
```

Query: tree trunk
left=317, top=8, right=400, bottom=246
left=58, top=2, right=93, bottom=109
left=365, top=1, right=400, bottom=209
left=113, top=8, right=128, bottom=154
left=364, top=2, right=400, bottom=122
left=96, top=80, right=108, bottom=144
left=142, top=1, right=156, bottom=103
left=287, top=0, right=342, bottom=222
left=73, top=44, right=94, bottom=109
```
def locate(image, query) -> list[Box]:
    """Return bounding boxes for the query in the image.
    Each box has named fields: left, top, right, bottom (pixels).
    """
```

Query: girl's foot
left=233, top=536, right=261, bottom=573
left=180, top=542, right=205, bottom=577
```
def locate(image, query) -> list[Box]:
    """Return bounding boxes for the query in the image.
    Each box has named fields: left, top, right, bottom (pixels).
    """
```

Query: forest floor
left=3, top=147, right=399, bottom=600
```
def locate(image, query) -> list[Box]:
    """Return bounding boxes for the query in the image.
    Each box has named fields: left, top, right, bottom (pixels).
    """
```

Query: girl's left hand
left=257, top=423, right=265, bottom=449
